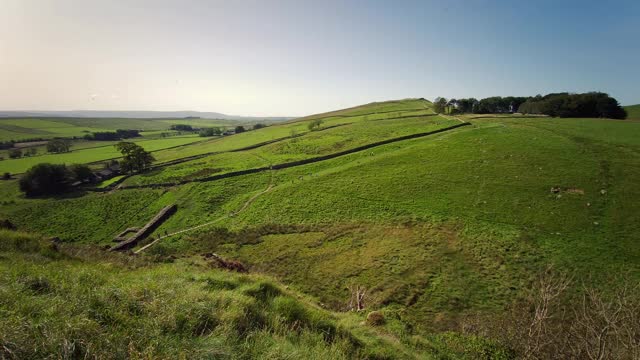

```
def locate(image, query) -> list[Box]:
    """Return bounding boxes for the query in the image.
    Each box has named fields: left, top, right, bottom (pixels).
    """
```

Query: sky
left=0, top=0, right=638, bottom=116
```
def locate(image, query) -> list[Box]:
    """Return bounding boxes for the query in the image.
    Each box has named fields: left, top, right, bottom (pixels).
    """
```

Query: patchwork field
left=0, top=117, right=237, bottom=142
left=0, top=134, right=206, bottom=174
left=2, top=98, right=640, bottom=358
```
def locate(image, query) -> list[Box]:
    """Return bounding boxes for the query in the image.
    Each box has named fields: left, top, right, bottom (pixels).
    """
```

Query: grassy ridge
left=151, top=99, right=435, bottom=163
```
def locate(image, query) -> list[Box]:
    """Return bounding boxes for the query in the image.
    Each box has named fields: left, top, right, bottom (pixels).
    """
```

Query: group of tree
left=46, top=139, right=71, bottom=153
left=8, top=148, right=23, bottom=159
left=19, top=163, right=92, bottom=197
left=84, top=129, right=141, bottom=141
left=434, top=96, right=528, bottom=114
left=115, top=142, right=155, bottom=173
left=18, top=142, right=155, bottom=195
left=199, top=124, right=260, bottom=137
left=253, top=123, right=267, bottom=130
left=7, top=147, right=38, bottom=159
left=433, top=92, right=627, bottom=119
left=199, top=127, right=222, bottom=137
left=169, top=124, right=193, bottom=131
left=518, top=92, right=627, bottom=119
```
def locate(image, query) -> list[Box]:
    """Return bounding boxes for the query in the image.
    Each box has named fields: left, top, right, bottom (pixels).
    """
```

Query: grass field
left=0, top=117, right=237, bottom=142
left=1, top=231, right=509, bottom=359
left=2, top=98, right=640, bottom=357
left=625, top=104, right=640, bottom=119
left=0, top=134, right=206, bottom=174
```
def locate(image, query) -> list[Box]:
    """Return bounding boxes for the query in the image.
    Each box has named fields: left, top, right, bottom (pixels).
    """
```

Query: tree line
left=83, top=129, right=141, bottom=141
left=434, top=92, right=627, bottom=119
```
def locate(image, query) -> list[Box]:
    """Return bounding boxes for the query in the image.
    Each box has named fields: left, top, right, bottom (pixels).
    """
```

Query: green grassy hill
left=625, top=104, right=640, bottom=119
left=1, top=98, right=639, bottom=358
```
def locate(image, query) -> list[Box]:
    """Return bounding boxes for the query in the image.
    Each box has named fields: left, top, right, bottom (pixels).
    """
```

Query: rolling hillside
left=625, top=104, right=640, bottom=119
left=2, top=98, right=640, bottom=358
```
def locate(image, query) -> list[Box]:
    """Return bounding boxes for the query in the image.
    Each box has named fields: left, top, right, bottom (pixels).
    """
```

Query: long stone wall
left=110, top=204, right=177, bottom=251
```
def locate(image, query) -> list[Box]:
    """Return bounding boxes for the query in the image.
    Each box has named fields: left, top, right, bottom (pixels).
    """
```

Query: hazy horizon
left=1, top=0, right=638, bottom=117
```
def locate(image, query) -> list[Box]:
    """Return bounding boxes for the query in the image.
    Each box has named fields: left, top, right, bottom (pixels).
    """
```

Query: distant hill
left=624, top=104, right=640, bottom=119
left=0, top=110, right=293, bottom=121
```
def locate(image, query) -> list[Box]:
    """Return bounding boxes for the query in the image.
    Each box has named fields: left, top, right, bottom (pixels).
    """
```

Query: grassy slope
left=0, top=230, right=504, bottom=359
left=150, top=99, right=434, bottom=162
left=624, top=104, right=640, bottom=119
left=124, top=114, right=456, bottom=186
left=1, top=100, right=639, bottom=337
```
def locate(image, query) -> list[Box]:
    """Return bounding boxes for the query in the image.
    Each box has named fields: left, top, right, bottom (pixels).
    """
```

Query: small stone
left=600, top=189, right=607, bottom=195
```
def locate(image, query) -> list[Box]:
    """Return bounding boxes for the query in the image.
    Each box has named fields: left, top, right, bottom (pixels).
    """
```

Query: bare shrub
left=568, top=283, right=640, bottom=360
left=347, top=285, right=368, bottom=311
left=462, top=268, right=640, bottom=359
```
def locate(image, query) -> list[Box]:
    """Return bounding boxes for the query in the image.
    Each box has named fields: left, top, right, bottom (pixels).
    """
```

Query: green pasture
left=624, top=104, right=640, bottom=119
left=2, top=99, right=639, bottom=336
left=125, top=114, right=456, bottom=186
left=1, top=234, right=507, bottom=359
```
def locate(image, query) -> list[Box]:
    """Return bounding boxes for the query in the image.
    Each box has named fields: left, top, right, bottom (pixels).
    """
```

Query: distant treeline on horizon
left=435, top=92, right=627, bottom=119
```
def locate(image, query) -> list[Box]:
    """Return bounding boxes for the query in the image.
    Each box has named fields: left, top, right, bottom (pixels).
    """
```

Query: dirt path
left=134, top=183, right=274, bottom=254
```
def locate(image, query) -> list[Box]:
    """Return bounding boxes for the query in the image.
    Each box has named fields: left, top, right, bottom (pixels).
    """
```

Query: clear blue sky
left=1, top=0, right=638, bottom=116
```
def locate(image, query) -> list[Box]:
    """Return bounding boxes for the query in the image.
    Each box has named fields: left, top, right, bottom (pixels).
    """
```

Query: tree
left=26, top=147, right=37, bottom=156
left=19, top=163, right=72, bottom=197
left=68, top=164, right=93, bottom=182
left=2, top=172, right=10, bottom=180
left=433, top=97, right=448, bottom=114
left=307, top=119, right=323, bottom=131
left=170, top=124, right=193, bottom=131
left=115, top=142, right=155, bottom=173
left=46, top=139, right=71, bottom=153
left=456, top=98, right=478, bottom=113
left=253, top=123, right=267, bottom=130
left=446, top=98, right=462, bottom=114
left=199, top=127, right=222, bottom=137
left=8, top=148, right=22, bottom=159
left=235, top=125, right=246, bottom=134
